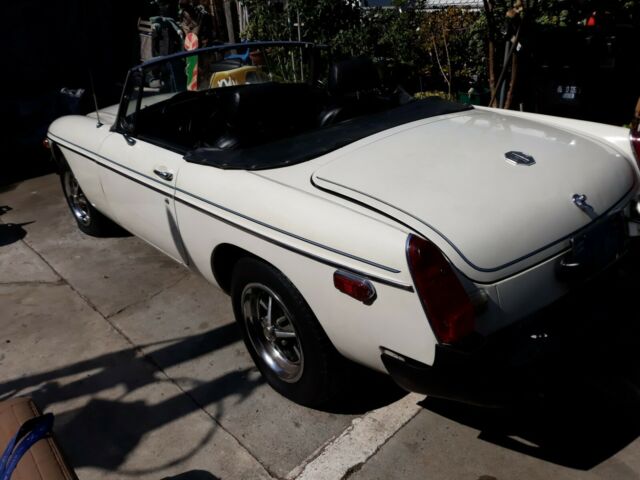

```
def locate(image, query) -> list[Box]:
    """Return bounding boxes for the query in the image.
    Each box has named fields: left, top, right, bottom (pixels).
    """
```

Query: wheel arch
left=50, top=142, right=67, bottom=174
left=210, top=243, right=259, bottom=294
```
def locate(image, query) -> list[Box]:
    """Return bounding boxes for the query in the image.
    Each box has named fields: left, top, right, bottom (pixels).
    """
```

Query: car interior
left=133, top=57, right=405, bottom=153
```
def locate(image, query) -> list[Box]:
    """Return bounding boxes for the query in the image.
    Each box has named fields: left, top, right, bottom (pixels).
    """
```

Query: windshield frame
left=112, top=41, right=324, bottom=136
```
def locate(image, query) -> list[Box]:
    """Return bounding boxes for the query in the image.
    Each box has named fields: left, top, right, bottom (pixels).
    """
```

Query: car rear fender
left=174, top=165, right=441, bottom=371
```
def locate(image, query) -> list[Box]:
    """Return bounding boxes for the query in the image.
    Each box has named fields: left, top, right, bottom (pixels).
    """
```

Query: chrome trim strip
left=99, top=160, right=172, bottom=198
left=49, top=134, right=174, bottom=196
left=49, top=134, right=411, bottom=290
left=175, top=196, right=414, bottom=291
left=173, top=186, right=400, bottom=273
left=314, top=175, right=636, bottom=275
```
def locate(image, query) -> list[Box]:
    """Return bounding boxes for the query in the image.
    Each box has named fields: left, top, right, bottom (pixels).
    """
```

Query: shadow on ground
left=0, top=316, right=404, bottom=475
left=162, top=471, right=220, bottom=480
left=421, top=252, right=640, bottom=470
left=0, top=222, right=30, bottom=246
left=325, top=367, right=407, bottom=415
left=0, top=323, right=260, bottom=475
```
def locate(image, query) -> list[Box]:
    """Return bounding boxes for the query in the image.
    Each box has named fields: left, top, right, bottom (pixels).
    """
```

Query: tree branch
left=432, top=37, right=451, bottom=96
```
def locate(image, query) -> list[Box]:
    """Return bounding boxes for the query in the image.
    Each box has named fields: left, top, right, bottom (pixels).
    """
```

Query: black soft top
left=184, top=98, right=472, bottom=171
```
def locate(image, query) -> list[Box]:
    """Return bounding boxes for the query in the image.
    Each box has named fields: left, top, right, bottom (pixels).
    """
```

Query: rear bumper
left=381, top=243, right=640, bottom=407
left=381, top=322, right=550, bottom=407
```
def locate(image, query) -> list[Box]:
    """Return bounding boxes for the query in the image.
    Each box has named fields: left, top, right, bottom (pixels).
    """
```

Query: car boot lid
left=312, top=108, right=636, bottom=283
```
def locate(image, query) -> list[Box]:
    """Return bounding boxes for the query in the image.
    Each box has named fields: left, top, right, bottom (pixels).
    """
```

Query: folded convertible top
left=183, top=98, right=472, bottom=170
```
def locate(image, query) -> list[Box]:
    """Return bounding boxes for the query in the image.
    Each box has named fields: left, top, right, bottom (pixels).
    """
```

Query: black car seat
left=212, top=82, right=320, bottom=149
left=319, top=57, right=392, bottom=127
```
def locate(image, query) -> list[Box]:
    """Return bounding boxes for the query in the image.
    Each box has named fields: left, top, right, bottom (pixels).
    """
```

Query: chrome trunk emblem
left=505, top=151, right=536, bottom=166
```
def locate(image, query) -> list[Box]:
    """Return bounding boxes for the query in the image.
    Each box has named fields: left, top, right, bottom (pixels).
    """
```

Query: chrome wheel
left=63, top=171, right=91, bottom=226
left=241, top=283, right=304, bottom=383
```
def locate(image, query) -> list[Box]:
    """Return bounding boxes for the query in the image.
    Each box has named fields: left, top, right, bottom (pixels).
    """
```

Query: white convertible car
left=47, top=42, right=640, bottom=407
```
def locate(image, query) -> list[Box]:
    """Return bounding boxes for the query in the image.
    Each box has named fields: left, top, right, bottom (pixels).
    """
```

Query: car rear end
left=310, top=108, right=640, bottom=405
left=382, top=210, right=640, bottom=406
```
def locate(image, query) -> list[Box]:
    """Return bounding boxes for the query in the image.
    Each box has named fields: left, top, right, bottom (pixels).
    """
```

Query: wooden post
left=208, top=0, right=218, bottom=37
left=223, top=0, right=236, bottom=44
left=635, top=97, right=640, bottom=119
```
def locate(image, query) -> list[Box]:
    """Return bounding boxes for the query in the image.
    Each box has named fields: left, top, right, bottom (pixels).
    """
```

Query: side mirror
left=118, top=113, right=137, bottom=146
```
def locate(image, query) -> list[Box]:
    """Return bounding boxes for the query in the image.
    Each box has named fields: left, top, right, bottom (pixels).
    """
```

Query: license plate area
left=558, top=214, right=627, bottom=280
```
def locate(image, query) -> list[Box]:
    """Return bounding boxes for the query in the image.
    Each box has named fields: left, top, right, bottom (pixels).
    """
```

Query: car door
left=98, top=132, right=186, bottom=264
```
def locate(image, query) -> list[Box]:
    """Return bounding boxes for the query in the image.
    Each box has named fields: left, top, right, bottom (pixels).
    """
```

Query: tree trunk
left=504, top=52, right=518, bottom=109
left=482, top=0, right=497, bottom=106
left=488, top=41, right=496, bottom=106
left=223, top=0, right=236, bottom=44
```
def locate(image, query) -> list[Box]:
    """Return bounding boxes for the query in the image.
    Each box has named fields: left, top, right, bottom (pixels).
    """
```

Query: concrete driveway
left=2, top=173, right=640, bottom=480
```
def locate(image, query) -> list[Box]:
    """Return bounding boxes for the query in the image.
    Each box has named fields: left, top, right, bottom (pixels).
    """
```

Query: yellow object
left=209, top=66, right=268, bottom=89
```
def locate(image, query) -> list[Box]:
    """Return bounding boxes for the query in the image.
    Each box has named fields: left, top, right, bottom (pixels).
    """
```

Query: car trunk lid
left=312, top=109, right=635, bottom=281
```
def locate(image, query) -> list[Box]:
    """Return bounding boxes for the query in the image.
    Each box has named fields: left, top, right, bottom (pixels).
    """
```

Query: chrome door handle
left=153, top=169, right=173, bottom=181
left=123, top=133, right=136, bottom=146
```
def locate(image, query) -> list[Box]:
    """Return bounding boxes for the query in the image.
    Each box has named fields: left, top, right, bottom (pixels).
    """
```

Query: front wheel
left=231, top=258, right=347, bottom=407
left=60, top=165, right=122, bottom=237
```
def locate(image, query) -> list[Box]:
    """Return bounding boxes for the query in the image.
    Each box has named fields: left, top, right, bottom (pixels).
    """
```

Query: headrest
left=328, top=57, right=381, bottom=96
left=223, top=83, right=319, bottom=144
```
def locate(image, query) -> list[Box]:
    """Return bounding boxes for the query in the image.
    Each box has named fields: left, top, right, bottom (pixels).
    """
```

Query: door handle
left=153, top=168, right=173, bottom=181
left=123, top=133, right=136, bottom=146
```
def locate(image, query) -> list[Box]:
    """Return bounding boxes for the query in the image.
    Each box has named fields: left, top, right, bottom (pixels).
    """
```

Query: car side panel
left=174, top=163, right=437, bottom=370
left=97, top=134, right=186, bottom=263
left=176, top=202, right=436, bottom=370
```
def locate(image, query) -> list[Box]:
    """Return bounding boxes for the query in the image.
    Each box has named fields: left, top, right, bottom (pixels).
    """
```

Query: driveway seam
left=16, top=237, right=277, bottom=479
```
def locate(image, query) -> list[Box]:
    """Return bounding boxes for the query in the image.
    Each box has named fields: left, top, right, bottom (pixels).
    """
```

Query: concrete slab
left=350, top=405, right=640, bottom=480
left=350, top=275, right=640, bottom=480
left=0, top=238, right=59, bottom=284
left=0, top=283, right=271, bottom=480
left=0, top=175, right=188, bottom=318
left=291, top=393, right=422, bottom=480
left=0, top=175, right=361, bottom=477
left=108, top=273, right=358, bottom=478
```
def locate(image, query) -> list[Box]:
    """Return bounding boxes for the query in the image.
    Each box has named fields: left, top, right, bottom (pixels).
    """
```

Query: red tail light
left=631, top=118, right=640, bottom=165
left=406, top=234, right=475, bottom=344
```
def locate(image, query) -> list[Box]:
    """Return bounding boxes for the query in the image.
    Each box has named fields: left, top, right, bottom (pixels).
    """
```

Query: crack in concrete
left=106, top=270, right=192, bottom=319
left=0, top=279, right=65, bottom=286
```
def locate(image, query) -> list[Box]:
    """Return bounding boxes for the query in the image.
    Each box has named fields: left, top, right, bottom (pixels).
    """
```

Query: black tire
left=60, top=162, right=123, bottom=237
left=231, top=257, right=346, bottom=408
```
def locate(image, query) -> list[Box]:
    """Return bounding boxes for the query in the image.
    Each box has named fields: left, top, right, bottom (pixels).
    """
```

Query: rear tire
left=60, top=162, right=122, bottom=237
left=231, top=257, right=346, bottom=407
